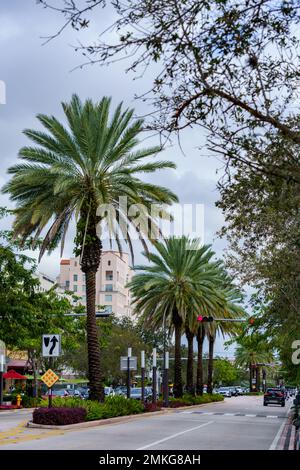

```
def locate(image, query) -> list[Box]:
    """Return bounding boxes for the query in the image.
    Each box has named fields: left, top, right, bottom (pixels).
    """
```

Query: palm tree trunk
left=173, top=308, right=183, bottom=398
left=185, top=327, right=194, bottom=395
left=80, top=213, right=104, bottom=402
left=196, top=326, right=205, bottom=395
left=207, top=334, right=215, bottom=394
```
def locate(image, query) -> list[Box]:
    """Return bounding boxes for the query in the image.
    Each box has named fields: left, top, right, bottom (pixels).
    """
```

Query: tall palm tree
left=196, top=324, right=206, bottom=394
left=235, top=332, right=274, bottom=392
left=128, top=238, right=224, bottom=398
left=2, top=94, right=178, bottom=401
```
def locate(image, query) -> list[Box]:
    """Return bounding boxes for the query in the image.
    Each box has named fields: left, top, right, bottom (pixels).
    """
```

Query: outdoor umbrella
left=3, top=370, right=27, bottom=380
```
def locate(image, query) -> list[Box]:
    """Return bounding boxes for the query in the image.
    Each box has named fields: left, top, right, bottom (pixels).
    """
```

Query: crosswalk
left=179, top=410, right=284, bottom=419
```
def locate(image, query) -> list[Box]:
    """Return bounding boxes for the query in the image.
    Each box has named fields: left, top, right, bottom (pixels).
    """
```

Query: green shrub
left=21, top=396, right=42, bottom=408
left=39, top=395, right=144, bottom=421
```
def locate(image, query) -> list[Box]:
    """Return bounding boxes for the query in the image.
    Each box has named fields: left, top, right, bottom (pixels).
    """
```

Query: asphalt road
left=0, top=395, right=291, bottom=450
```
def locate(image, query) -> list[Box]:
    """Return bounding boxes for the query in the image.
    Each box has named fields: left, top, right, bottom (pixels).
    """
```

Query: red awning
left=3, top=369, right=27, bottom=380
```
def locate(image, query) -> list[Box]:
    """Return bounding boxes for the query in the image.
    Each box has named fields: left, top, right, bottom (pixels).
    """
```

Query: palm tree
left=235, top=332, right=274, bottom=392
left=2, top=95, right=178, bottom=401
left=205, top=270, right=245, bottom=394
left=128, top=238, right=224, bottom=398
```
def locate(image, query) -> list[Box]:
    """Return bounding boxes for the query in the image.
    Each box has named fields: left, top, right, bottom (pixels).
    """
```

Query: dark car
left=264, top=388, right=285, bottom=407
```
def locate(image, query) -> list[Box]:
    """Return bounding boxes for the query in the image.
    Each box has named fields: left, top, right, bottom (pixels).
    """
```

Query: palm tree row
left=2, top=95, right=245, bottom=401
left=129, top=237, right=245, bottom=398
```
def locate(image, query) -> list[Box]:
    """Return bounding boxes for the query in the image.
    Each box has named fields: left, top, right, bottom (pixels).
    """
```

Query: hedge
left=39, top=395, right=144, bottom=421
left=33, top=407, right=86, bottom=425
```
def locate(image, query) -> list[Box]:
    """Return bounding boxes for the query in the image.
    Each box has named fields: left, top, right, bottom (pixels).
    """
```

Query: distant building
left=57, top=251, right=133, bottom=317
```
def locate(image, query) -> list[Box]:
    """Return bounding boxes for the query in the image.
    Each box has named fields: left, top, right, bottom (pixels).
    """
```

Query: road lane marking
left=224, top=413, right=235, bottom=416
left=245, top=414, right=256, bottom=417
left=269, top=419, right=287, bottom=450
left=137, top=421, right=214, bottom=450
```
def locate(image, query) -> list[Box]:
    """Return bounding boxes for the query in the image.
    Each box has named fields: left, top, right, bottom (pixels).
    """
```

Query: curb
left=26, top=400, right=224, bottom=430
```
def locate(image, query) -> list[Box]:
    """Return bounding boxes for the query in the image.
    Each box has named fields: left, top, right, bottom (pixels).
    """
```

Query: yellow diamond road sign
left=41, top=369, right=59, bottom=388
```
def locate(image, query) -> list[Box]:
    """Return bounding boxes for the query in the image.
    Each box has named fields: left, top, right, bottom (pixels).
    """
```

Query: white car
left=217, top=387, right=232, bottom=397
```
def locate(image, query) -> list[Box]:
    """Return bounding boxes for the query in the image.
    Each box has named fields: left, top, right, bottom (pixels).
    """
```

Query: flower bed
left=33, top=407, right=86, bottom=425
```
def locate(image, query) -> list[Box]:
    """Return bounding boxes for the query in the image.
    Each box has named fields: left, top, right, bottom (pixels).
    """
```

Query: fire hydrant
left=16, top=394, right=22, bottom=408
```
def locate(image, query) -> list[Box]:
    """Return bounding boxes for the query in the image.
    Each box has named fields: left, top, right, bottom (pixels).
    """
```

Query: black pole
left=0, top=371, right=3, bottom=407
left=48, top=356, right=53, bottom=408
left=127, top=356, right=131, bottom=399
left=141, top=367, right=145, bottom=403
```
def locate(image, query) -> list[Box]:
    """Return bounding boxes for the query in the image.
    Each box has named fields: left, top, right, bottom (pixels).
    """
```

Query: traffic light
left=197, top=315, right=214, bottom=322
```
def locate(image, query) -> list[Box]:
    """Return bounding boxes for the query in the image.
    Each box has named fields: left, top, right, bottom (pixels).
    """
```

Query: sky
left=0, top=1, right=238, bottom=357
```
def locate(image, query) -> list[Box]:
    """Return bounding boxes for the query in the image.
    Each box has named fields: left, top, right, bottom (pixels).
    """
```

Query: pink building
left=57, top=251, right=133, bottom=317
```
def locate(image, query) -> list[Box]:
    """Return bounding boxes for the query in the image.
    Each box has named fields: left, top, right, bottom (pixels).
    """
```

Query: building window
left=73, top=274, right=78, bottom=282
left=74, top=261, right=77, bottom=267
left=82, top=274, right=86, bottom=282
left=73, top=285, right=78, bottom=292
left=106, top=270, right=113, bottom=281
left=82, top=284, right=86, bottom=292
left=105, top=305, right=112, bottom=313
left=66, top=281, right=70, bottom=289
left=105, top=294, right=112, bottom=302
left=105, top=284, right=113, bottom=292
left=108, top=260, right=111, bottom=266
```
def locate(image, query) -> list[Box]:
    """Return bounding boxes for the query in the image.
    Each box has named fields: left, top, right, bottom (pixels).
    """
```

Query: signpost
left=42, top=334, right=61, bottom=357
left=40, top=369, right=59, bottom=408
left=42, top=334, right=61, bottom=408
left=141, top=351, right=145, bottom=403
left=120, top=349, right=137, bottom=400
left=152, top=348, right=157, bottom=404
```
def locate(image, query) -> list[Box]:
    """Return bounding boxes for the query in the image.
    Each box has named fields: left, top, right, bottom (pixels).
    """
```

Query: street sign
left=42, top=334, right=61, bottom=357
left=120, top=356, right=137, bottom=371
left=41, top=369, right=59, bottom=388
left=252, top=379, right=256, bottom=384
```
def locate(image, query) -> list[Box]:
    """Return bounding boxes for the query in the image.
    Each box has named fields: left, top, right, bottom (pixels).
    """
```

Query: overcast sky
left=0, top=1, right=239, bottom=357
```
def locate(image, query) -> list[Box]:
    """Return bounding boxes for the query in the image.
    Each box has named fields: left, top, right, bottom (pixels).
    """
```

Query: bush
left=21, top=396, right=42, bottom=408
left=39, top=395, right=144, bottom=421
left=159, top=393, right=224, bottom=408
left=33, top=407, right=86, bottom=425
left=144, top=402, right=161, bottom=412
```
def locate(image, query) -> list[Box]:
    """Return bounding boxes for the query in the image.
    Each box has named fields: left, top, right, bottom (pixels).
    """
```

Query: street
left=0, top=396, right=291, bottom=450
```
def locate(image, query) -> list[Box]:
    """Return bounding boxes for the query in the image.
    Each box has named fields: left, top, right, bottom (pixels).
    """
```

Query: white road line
left=202, top=412, right=214, bottom=415
left=181, top=411, right=193, bottom=414
left=266, top=415, right=278, bottom=419
left=245, top=414, right=256, bottom=417
left=223, top=413, right=235, bottom=416
left=269, top=419, right=287, bottom=450
left=137, top=421, right=214, bottom=450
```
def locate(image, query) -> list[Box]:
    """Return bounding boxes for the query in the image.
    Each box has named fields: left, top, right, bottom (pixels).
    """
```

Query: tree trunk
left=185, top=326, right=194, bottom=395
left=207, top=334, right=215, bottom=394
left=196, top=325, right=205, bottom=395
left=173, top=308, right=183, bottom=398
left=80, top=214, right=104, bottom=402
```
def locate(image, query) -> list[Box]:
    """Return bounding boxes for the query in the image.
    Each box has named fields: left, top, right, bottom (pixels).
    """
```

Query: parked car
left=42, top=389, right=70, bottom=399
left=114, top=386, right=127, bottom=396
left=129, top=387, right=152, bottom=401
left=217, top=387, right=232, bottom=397
left=104, top=386, right=115, bottom=397
left=264, top=388, right=285, bottom=407
left=234, top=387, right=243, bottom=395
